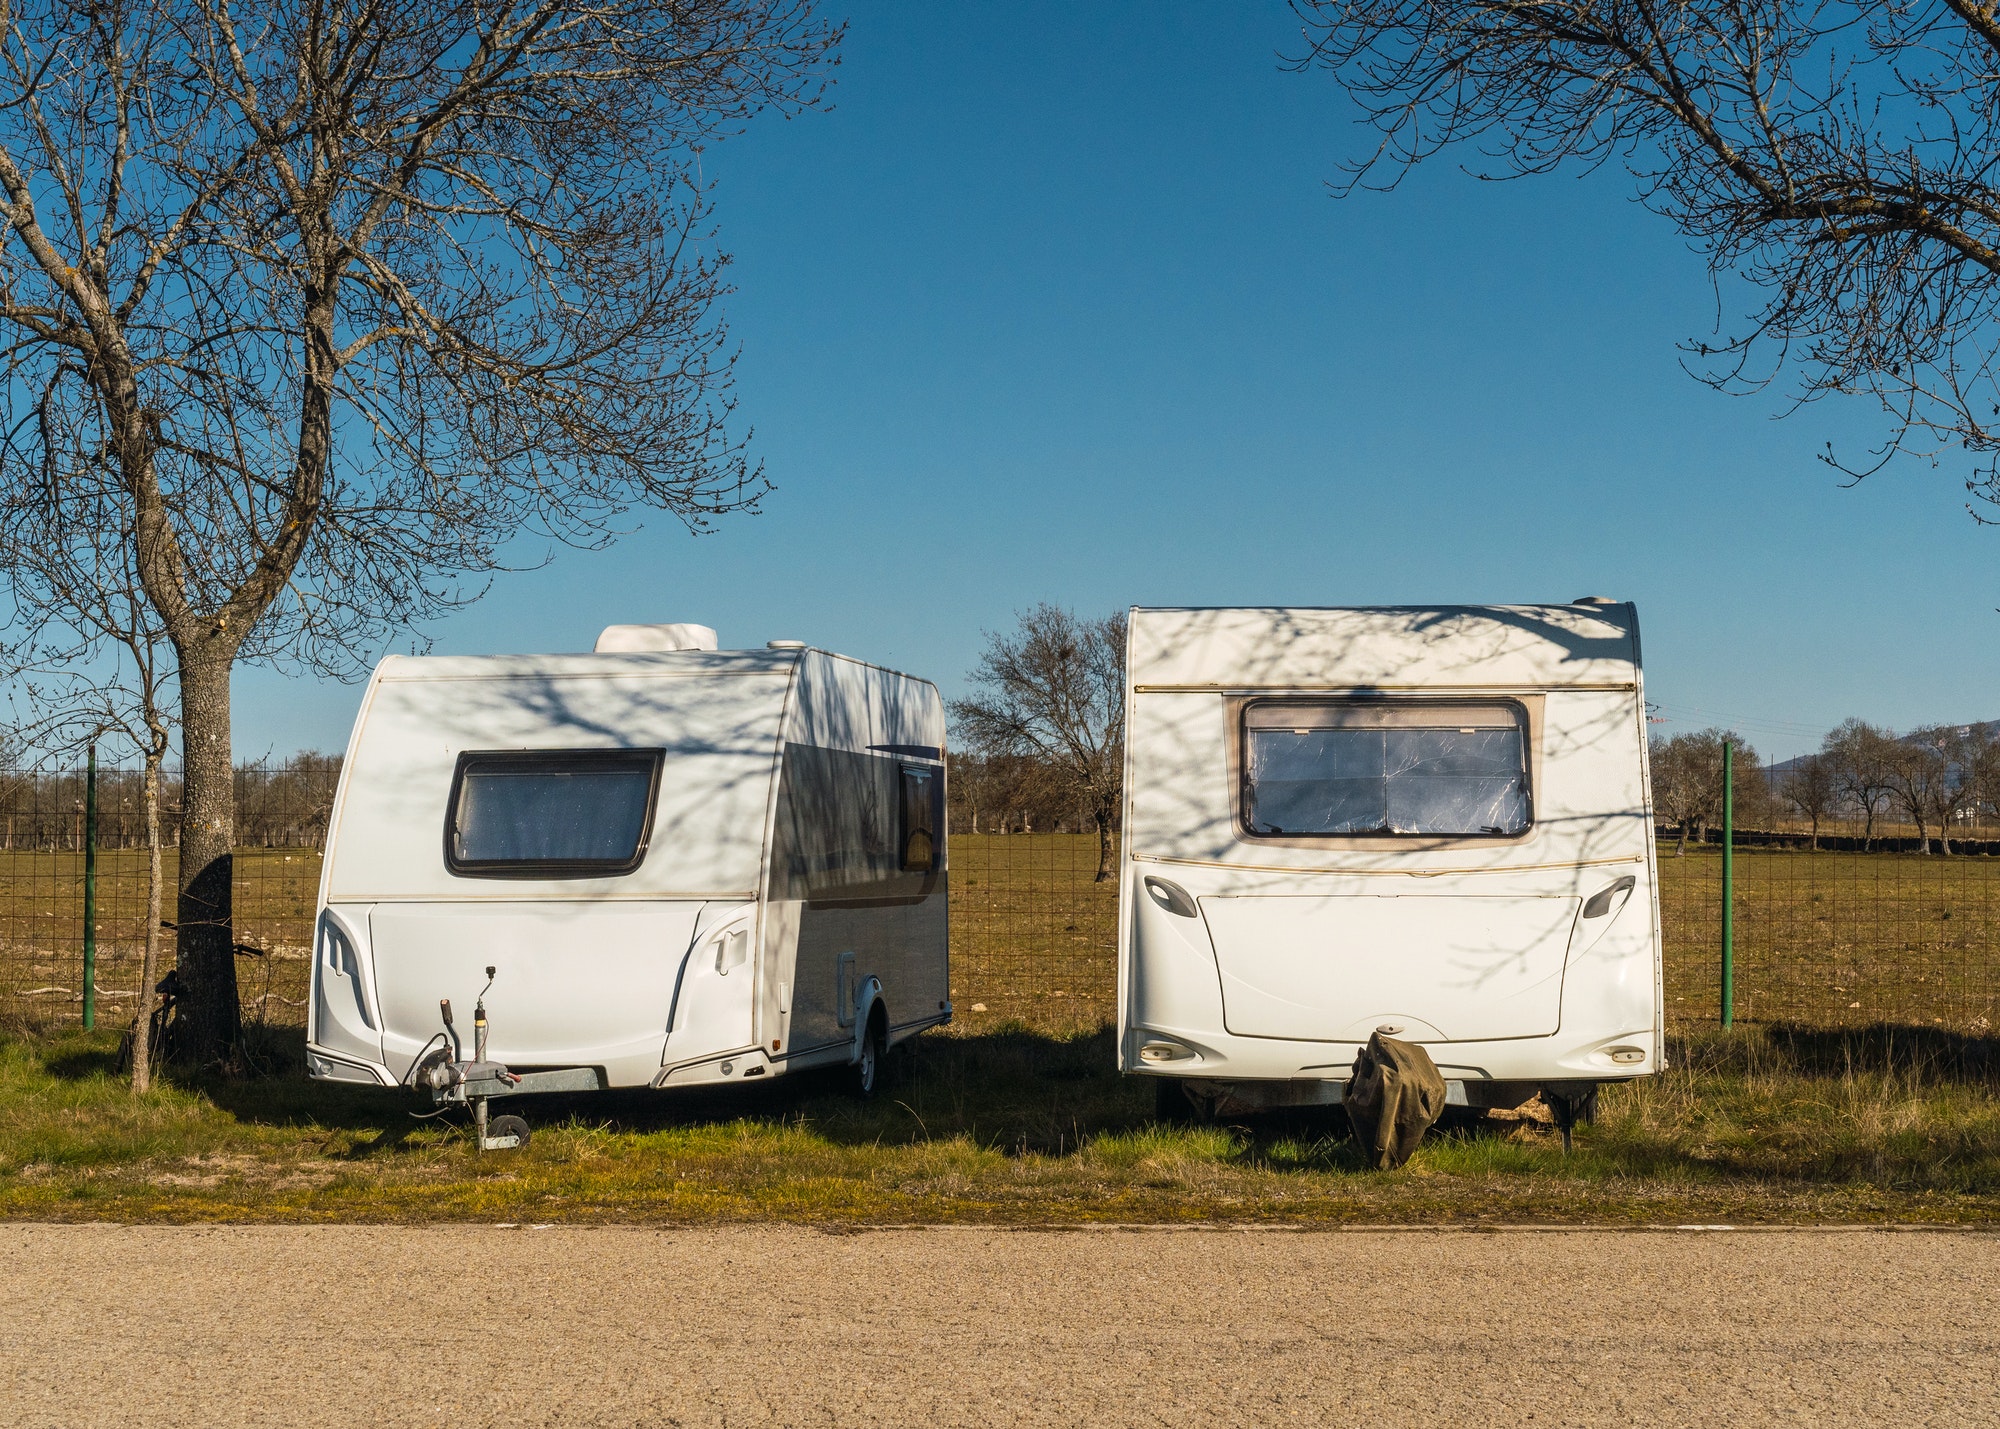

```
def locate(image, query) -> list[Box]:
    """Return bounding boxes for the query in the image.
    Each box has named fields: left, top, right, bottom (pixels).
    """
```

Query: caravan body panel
left=307, top=642, right=949, bottom=1095
left=1118, top=605, right=1661, bottom=1091
left=760, top=651, right=950, bottom=1069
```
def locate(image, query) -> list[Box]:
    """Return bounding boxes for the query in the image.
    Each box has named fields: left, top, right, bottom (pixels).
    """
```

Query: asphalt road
left=2, top=1224, right=1995, bottom=1427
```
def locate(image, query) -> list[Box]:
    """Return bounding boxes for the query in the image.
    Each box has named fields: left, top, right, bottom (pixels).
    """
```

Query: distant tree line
left=1652, top=720, right=2000, bottom=856
left=0, top=754, right=341, bottom=851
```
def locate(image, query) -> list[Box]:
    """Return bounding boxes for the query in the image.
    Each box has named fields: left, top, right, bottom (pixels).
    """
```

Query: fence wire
left=0, top=763, right=326, bottom=1033
left=1659, top=844, right=1999, bottom=1034
left=4, top=781, right=1995, bottom=1042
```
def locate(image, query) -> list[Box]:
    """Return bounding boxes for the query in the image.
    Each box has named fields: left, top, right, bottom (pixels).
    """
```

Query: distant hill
left=1761, top=720, right=2000, bottom=783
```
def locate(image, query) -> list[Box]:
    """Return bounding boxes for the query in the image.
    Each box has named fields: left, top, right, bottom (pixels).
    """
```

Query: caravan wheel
left=854, top=1017, right=886, bottom=1099
left=486, top=1114, right=530, bottom=1150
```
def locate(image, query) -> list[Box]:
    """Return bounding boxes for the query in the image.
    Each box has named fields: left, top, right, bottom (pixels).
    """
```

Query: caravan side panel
left=765, top=653, right=949, bottom=1062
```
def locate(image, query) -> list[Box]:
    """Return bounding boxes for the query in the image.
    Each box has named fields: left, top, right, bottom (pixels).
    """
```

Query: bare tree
left=0, top=465, right=174, bottom=1090
left=1968, top=724, right=2000, bottom=835
left=1883, top=729, right=1953, bottom=854
left=1904, top=723, right=1981, bottom=854
left=1293, top=3, right=2000, bottom=517
left=952, top=606, right=1127, bottom=881
left=1823, top=718, right=1895, bottom=848
left=1649, top=728, right=1753, bottom=855
left=946, top=749, right=1070, bottom=835
left=0, top=0, right=838, bottom=1063
left=1781, top=752, right=1836, bottom=851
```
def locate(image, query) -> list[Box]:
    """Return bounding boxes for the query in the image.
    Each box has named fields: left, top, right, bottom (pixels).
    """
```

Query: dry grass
left=949, top=835, right=1119, bottom=1033
left=0, top=847, right=318, bottom=1030
left=1658, top=845, right=2000, bottom=1032
left=1, top=1022, right=1995, bottom=1225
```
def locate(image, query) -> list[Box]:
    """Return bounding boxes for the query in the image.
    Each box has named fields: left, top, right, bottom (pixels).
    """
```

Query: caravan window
left=1241, top=701, right=1531, bottom=838
left=768, top=745, right=944, bottom=901
left=446, top=749, right=663, bottom=877
left=900, top=765, right=939, bottom=872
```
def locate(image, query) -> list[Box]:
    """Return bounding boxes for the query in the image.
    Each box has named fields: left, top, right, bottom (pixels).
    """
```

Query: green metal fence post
left=82, top=744, right=97, bottom=1031
left=1720, top=738, right=1734, bottom=1029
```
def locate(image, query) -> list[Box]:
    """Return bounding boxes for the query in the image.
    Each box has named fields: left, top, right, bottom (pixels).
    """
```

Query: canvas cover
left=1345, top=1032, right=1447, bottom=1169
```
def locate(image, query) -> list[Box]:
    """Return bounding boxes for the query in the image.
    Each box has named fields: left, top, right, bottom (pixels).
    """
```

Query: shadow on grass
left=182, top=1024, right=1163, bottom=1156
left=40, top=1042, right=123, bottom=1081
left=1676, top=1022, right=2000, bottom=1083
left=188, top=1023, right=1383, bottom=1168
left=26, top=1018, right=1996, bottom=1194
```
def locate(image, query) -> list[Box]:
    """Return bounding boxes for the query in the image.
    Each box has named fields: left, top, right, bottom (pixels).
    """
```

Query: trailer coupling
left=410, top=966, right=598, bottom=1151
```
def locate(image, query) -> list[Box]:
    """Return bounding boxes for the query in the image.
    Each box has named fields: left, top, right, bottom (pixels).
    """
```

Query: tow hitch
left=409, top=967, right=598, bottom=1151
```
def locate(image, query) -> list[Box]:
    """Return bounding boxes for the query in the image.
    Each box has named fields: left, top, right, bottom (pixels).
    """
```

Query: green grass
left=2, top=1023, right=1996, bottom=1224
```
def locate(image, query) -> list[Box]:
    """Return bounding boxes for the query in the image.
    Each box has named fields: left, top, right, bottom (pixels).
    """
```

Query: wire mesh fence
left=2, top=780, right=1995, bottom=1042
left=1659, top=845, right=2000, bottom=1033
left=949, top=832, right=2000, bottom=1038
left=948, top=834, right=1120, bottom=1034
left=0, top=762, right=327, bottom=1034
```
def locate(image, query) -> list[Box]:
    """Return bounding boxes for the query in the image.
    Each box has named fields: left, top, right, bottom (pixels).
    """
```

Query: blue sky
left=234, top=1, right=1997, bottom=765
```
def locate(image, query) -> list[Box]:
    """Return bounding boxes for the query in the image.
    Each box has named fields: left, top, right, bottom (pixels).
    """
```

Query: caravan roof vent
left=1570, top=595, right=1620, bottom=606
left=594, top=623, right=718, bottom=653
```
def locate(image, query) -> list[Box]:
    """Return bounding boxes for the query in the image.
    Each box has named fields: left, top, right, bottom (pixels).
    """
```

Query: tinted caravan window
left=767, top=744, right=944, bottom=902
left=900, top=765, right=938, bottom=872
left=1241, top=701, right=1530, bottom=838
left=446, top=749, right=663, bottom=877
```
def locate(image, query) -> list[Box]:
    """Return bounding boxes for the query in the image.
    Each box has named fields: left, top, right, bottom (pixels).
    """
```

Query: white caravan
left=1118, top=603, right=1661, bottom=1121
left=306, top=624, right=949, bottom=1120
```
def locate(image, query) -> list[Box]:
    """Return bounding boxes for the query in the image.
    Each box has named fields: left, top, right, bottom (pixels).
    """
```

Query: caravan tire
left=854, top=1015, right=886, bottom=1099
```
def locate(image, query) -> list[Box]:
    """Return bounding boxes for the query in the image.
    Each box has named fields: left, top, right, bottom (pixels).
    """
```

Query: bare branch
left=1293, top=1, right=2000, bottom=513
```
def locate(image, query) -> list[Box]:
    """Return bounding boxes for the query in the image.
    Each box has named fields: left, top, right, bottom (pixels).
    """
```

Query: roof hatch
left=593, top=623, right=718, bottom=653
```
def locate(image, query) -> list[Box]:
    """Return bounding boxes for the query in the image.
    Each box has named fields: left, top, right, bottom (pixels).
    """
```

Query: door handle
left=1143, top=876, right=1198, bottom=918
left=1582, top=875, right=1637, bottom=919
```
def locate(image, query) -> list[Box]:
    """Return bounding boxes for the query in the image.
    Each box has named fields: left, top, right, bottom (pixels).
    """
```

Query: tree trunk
left=1808, top=814, right=1819, bottom=853
left=176, top=649, right=240, bottom=1065
left=1676, top=823, right=1687, bottom=857
left=129, top=757, right=164, bottom=1095
left=1092, top=800, right=1114, bottom=883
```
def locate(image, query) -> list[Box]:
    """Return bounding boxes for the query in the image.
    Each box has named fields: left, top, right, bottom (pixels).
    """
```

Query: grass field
left=5, top=835, right=1994, bottom=1225
left=2, top=836, right=1997, bottom=1038
left=0, top=847, right=318, bottom=1030
left=1, top=1021, right=1995, bottom=1224
left=1659, top=845, right=2000, bottom=1031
